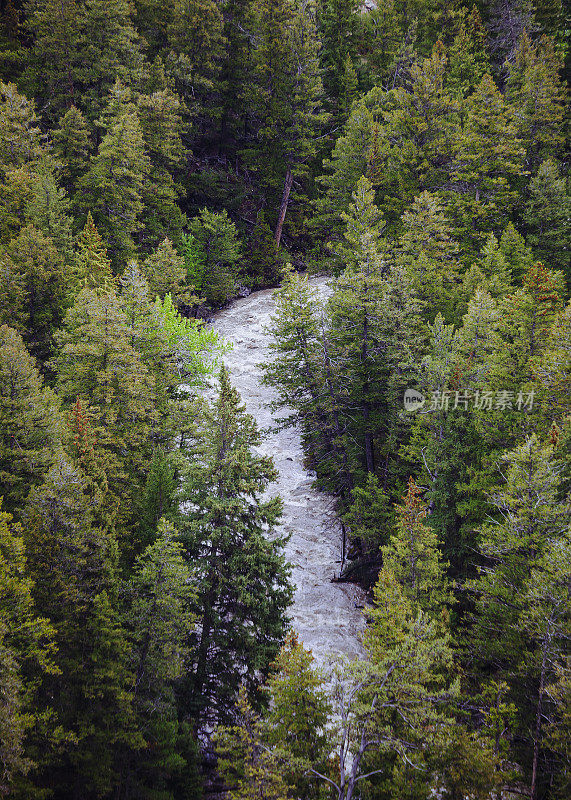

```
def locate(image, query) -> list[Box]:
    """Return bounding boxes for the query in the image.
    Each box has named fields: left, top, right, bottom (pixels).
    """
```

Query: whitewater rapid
left=212, top=277, right=364, bottom=665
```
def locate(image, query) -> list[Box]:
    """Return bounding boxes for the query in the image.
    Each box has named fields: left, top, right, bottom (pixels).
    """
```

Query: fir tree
left=118, top=518, right=197, bottom=798
left=71, top=212, right=113, bottom=289
left=142, top=237, right=192, bottom=306
left=24, top=457, right=136, bottom=798
left=0, top=224, right=69, bottom=362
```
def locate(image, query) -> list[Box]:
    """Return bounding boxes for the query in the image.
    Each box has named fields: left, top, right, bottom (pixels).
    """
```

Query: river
left=212, top=277, right=364, bottom=666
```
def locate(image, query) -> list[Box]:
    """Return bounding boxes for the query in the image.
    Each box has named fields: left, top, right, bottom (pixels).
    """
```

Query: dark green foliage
left=178, top=367, right=292, bottom=730
left=188, top=207, right=242, bottom=306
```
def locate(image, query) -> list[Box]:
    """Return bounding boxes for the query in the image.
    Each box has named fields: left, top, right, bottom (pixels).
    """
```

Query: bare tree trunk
left=274, top=167, right=293, bottom=248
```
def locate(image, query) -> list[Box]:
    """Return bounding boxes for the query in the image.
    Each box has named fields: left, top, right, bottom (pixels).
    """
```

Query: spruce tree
left=71, top=212, right=113, bottom=289
left=178, top=366, right=292, bottom=730
left=118, top=518, right=198, bottom=798
left=142, top=236, right=191, bottom=305
left=188, top=207, right=241, bottom=306
left=447, top=72, right=525, bottom=257
left=247, top=0, right=327, bottom=246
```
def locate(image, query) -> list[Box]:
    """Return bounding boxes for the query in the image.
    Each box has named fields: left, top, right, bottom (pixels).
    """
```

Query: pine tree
left=52, top=106, right=92, bottom=195
left=137, top=85, right=187, bottom=251
left=399, top=190, right=461, bottom=322
left=166, top=0, right=226, bottom=120
left=215, top=687, right=290, bottom=800
left=318, top=0, right=359, bottom=121
left=247, top=0, right=327, bottom=246
left=471, top=436, right=571, bottom=797
left=142, top=237, right=192, bottom=306
left=188, top=207, right=241, bottom=306
left=0, top=326, right=62, bottom=517
left=446, top=7, right=490, bottom=100
left=506, top=32, right=566, bottom=170
left=382, top=477, right=452, bottom=616
left=21, top=0, right=84, bottom=123
left=524, top=158, right=571, bottom=278
left=24, top=457, right=136, bottom=798
left=447, top=72, right=525, bottom=257
left=71, top=212, right=113, bottom=289
left=0, top=224, right=69, bottom=362
left=52, top=285, right=158, bottom=513
left=137, top=448, right=178, bottom=553
left=244, top=210, right=281, bottom=289
left=0, top=502, right=57, bottom=796
left=118, top=518, right=197, bottom=798
left=178, top=366, right=292, bottom=730
left=0, top=82, right=43, bottom=173
left=263, top=631, right=330, bottom=799
left=78, top=100, right=149, bottom=269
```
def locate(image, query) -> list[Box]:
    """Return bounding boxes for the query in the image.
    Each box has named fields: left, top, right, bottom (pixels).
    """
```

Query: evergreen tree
left=524, top=158, right=571, bottom=278
left=71, top=212, right=113, bottom=289
left=0, top=325, right=62, bottom=517
left=118, top=518, right=198, bottom=798
left=247, top=0, right=327, bottom=246
left=52, top=106, right=92, bottom=195
left=399, top=190, right=461, bottom=322
left=0, top=502, right=57, bottom=795
left=0, top=224, right=69, bottom=362
left=382, top=477, right=452, bottom=616
left=142, top=236, right=192, bottom=306
left=244, top=210, right=281, bottom=288
left=137, top=84, right=187, bottom=250
left=506, top=31, right=566, bottom=170
left=447, top=72, right=525, bottom=256
left=263, top=631, right=330, bottom=799
left=166, top=0, right=226, bottom=121
left=188, top=207, right=242, bottom=306
left=178, top=366, right=292, bottom=729
left=52, top=285, right=158, bottom=514
left=78, top=99, right=150, bottom=268
left=24, top=457, right=136, bottom=798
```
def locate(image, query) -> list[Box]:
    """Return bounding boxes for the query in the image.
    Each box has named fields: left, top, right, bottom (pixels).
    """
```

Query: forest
left=0, top=0, right=569, bottom=798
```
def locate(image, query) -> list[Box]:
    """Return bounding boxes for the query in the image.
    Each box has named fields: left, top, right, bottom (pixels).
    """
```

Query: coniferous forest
left=0, top=0, right=570, bottom=798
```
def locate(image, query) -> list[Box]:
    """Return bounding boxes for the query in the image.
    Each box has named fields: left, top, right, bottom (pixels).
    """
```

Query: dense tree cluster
left=0, top=0, right=569, bottom=798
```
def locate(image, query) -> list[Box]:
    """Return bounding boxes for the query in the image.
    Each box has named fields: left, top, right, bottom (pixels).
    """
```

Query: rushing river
left=212, top=277, right=364, bottom=665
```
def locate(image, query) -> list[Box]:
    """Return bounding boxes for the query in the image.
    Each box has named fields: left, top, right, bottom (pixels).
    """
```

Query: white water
left=212, top=278, right=364, bottom=665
